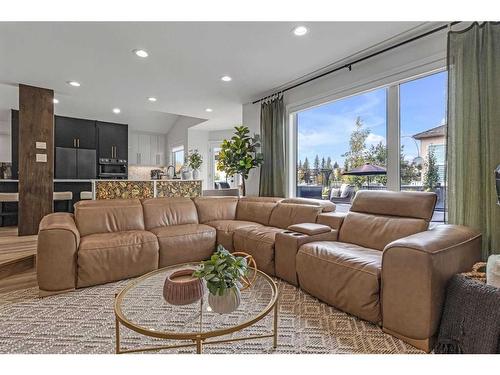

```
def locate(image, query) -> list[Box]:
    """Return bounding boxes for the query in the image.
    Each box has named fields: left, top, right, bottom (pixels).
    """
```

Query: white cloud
left=366, top=133, right=386, bottom=146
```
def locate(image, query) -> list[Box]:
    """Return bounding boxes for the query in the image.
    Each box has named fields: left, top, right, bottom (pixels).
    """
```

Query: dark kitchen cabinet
left=55, top=116, right=96, bottom=149
left=96, top=121, right=128, bottom=160
left=55, top=147, right=96, bottom=179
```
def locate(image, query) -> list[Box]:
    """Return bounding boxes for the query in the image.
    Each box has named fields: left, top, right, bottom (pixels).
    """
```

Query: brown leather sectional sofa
left=36, top=191, right=482, bottom=352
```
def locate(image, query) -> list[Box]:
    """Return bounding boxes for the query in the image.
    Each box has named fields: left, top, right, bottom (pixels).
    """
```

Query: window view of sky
left=297, top=88, right=386, bottom=166
left=297, top=71, right=447, bottom=166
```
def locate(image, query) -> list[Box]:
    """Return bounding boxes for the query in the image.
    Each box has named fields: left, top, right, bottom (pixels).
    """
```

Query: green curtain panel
left=447, top=22, right=500, bottom=258
left=259, top=96, right=285, bottom=197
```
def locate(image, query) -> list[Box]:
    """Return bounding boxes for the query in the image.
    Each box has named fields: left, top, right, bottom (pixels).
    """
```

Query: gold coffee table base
left=115, top=304, right=278, bottom=354
left=114, top=264, right=279, bottom=354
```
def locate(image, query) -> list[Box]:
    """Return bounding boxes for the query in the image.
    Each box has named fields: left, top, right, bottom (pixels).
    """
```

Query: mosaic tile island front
left=92, top=179, right=202, bottom=200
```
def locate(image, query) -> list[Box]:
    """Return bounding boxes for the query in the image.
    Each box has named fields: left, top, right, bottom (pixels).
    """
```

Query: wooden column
left=18, top=84, right=54, bottom=236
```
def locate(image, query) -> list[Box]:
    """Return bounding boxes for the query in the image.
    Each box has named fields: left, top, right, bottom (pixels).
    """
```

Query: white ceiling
left=0, top=22, right=428, bottom=132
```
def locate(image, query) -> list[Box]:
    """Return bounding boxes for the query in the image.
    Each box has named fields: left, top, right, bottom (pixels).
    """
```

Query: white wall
left=242, top=29, right=448, bottom=197
left=0, top=109, right=12, bottom=162
left=208, top=129, right=235, bottom=142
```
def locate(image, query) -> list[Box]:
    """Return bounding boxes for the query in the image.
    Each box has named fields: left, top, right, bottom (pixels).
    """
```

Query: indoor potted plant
left=216, top=126, right=263, bottom=196
left=187, top=149, right=203, bottom=179
left=181, top=156, right=191, bottom=180
left=193, top=245, right=248, bottom=314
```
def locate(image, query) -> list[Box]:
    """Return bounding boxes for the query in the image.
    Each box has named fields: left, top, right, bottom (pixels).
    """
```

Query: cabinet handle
left=77, top=139, right=80, bottom=148
left=137, top=153, right=140, bottom=164
left=73, top=139, right=76, bottom=148
left=111, top=146, right=114, bottom=158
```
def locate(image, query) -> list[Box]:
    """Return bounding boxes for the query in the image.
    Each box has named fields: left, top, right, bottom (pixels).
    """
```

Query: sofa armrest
left=381, top=224, right=482, bottom=351
left=316, top=211, right=346, bottom=230
left=275, top=229, right=338, bottom=286
left=37, top=213, right=80, bottom=295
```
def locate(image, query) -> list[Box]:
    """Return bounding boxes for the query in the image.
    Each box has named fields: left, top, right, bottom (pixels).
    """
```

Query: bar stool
left=0, top=192, right=19, bottom=227
left=80, top=191, right=93, bottom=200
left=53, top=191, right=73, bottom=213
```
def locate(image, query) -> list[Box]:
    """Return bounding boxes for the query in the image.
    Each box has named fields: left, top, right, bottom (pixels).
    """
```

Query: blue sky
left=297, top=71, right=447, bottom=165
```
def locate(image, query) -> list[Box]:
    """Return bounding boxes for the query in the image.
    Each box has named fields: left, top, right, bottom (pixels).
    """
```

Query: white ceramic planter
left=181, top=170, right=192, bottom=180
left=192, top=169, right=199, bottom=179
left=208, top=287, right=241, bottom=314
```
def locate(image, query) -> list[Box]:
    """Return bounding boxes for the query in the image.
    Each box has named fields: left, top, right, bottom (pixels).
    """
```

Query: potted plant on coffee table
left=193, top=245, right=248, bottom=314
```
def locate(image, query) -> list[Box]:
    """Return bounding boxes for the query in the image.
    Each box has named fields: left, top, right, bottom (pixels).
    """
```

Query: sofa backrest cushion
left=268, top=203, right=322, bottom=229
left=338, top=212, right=429, bottom=251
left=74, top=199, right=145, bottom=237
left=349, top=190, right=437, bottom=221
left=193, top=197, right=239, bottom=223
left=236, top=197, right=282, bottom=225
left=339, top=190, right=437, bottom=250
left=281, top=197, right=336, bottom=212
left=142, top=197, right=198, bottom=230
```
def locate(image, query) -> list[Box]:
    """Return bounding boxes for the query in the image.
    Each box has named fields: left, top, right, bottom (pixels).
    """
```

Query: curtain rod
left=252, top=21, right=461, bottom=104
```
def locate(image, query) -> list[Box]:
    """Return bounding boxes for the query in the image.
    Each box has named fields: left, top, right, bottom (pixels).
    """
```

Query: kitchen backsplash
left=128, top=165, right=165, bottom=180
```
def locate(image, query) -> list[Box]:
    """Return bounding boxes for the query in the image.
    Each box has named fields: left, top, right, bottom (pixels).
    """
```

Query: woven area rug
left=0, top=278, right=423, bottom=354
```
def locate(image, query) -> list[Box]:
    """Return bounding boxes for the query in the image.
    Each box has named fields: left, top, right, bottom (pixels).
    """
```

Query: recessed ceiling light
left=52, top=98, right=59, bottom=104
left=221, top=75, right=232, bottom=82
left=67, top=81, right=81, bottom=87
left=148, top=97, right=157, bottom=102
left=292, top=26, right=308, bottom=36
left=133, top=49, right=149, bottom=58
left=205, top=108, right=213, bottom=112
left=112, top=108, right=121, bottom=114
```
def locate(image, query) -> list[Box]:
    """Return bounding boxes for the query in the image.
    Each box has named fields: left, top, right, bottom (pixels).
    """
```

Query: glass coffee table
left=114, top=263, right=279, bottom=354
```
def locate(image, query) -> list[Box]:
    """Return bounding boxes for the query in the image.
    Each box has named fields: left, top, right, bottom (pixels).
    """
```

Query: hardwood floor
left=0, top=227, right=37, bottom=294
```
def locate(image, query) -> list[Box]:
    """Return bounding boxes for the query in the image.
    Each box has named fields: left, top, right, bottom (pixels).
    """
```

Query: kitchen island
left=92, top=179, right=202, bottom=199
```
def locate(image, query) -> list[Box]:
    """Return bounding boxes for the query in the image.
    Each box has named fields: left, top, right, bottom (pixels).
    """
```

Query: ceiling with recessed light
left=0, top=22, right=432, bottom=133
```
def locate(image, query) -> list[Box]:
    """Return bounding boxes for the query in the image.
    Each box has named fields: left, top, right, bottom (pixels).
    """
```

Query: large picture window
left=294, top=70, right=447, bottom=221
left=296, top=88, right=387, bottom=210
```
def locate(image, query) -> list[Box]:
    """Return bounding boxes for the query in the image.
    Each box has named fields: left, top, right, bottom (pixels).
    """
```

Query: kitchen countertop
left=0, top=179, right=93, bottom=183
left=0, top=179, right=202, bottom=183
left=92, top=179, right=203, bottom=182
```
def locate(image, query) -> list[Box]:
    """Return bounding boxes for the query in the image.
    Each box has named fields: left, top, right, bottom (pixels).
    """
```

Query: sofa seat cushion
left=205, top=220, right=262, bottom=251
left=150, top=224, right=216, bottom=267
left=233, top=226, right=286, bottom=276
left=77, top=230, right=159, bottom=288
left=296, top=241, right=382, bottom=323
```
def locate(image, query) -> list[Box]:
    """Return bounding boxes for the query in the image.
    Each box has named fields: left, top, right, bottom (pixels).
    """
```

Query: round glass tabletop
left=114, top=263, right=278, bottom=341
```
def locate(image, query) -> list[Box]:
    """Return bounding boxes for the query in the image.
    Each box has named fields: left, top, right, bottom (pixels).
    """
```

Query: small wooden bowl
left=163, top=269, right=204, bottom=305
